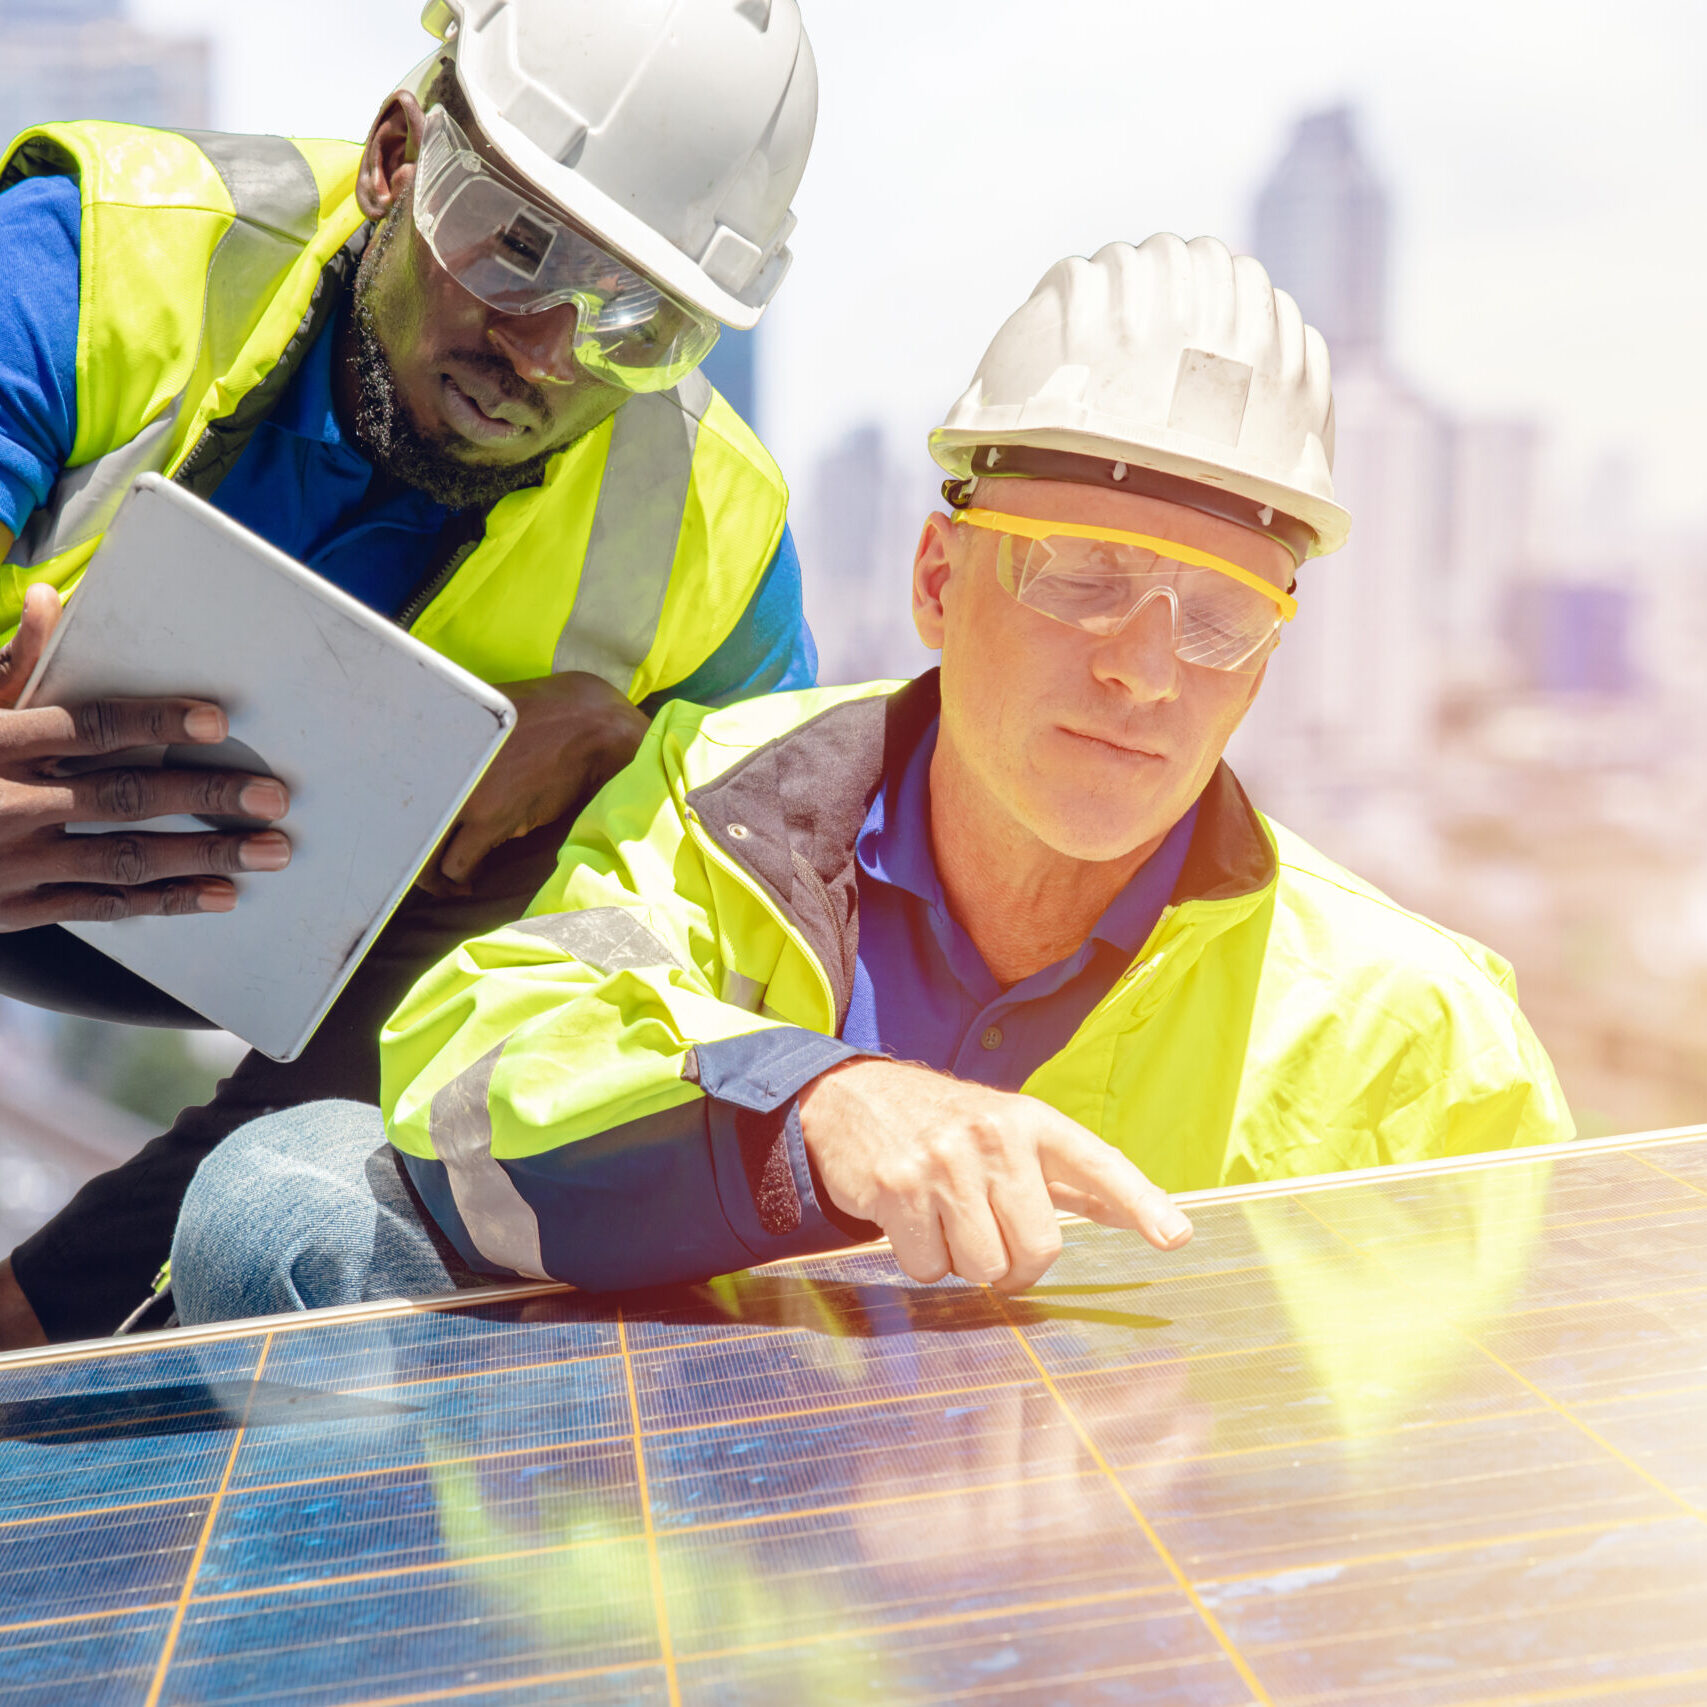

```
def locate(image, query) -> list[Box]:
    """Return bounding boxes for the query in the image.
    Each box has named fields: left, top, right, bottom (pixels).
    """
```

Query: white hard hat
left=416, top=0, right=818, bottom=330
left=930, top=235, right=1350, bottom=558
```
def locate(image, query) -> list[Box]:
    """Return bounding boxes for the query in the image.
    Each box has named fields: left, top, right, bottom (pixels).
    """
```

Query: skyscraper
left=1251, top=106, right=1389, bottom=368
left=1231, top=107, right=1448, bottom=802
left=0, top=0, right=211, bottom=146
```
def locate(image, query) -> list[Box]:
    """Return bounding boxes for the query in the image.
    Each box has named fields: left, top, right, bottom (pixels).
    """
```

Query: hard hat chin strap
left=943, top=444, right=1314, bottom=568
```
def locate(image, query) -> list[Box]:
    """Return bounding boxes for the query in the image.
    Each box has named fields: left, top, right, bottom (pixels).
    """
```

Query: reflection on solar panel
left=2, top=1131, right=1705, bottom=1705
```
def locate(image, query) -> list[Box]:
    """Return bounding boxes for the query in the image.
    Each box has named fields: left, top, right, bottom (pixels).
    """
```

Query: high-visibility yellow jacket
left=0, top=122, right=790, bottom=698
left=382, top=674, right=1573, bottom=1290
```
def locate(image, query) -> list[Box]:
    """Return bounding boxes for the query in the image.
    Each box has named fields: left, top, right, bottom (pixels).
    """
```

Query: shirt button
left=980, top=1026, right=1004, bottom=1052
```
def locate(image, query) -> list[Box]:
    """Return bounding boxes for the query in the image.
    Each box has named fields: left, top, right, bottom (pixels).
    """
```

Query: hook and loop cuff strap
left=943, top=444, right=1315, bottom=567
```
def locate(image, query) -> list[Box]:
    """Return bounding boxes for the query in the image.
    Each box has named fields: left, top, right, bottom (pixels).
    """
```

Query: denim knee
left=171, top=1099, right=390, bottom=1325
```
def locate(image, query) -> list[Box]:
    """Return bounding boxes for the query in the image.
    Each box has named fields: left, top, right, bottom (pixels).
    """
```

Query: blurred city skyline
left=109, top=0, right=1707, bottom=540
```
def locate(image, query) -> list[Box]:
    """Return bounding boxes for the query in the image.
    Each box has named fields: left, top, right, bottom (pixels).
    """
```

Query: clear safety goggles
left=410, top=107, right=721, bottom=393
left=953, top=509, right=1298, bottom=674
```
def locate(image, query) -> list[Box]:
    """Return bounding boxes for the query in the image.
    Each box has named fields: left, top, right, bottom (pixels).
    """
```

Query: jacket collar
left=684, top=669, right=1277, bottom=1025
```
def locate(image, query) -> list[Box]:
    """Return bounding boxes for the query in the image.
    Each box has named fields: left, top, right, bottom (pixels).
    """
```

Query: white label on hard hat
left=1168, top=350, right=1253, bottom=447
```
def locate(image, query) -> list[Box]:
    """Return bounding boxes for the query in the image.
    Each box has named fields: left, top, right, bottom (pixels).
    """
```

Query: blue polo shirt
left=692, top=711, right=1198, bottom=1115
left=0, top=173, right=815, bottom=703
left=843, top=717, right=1197, bottom=1087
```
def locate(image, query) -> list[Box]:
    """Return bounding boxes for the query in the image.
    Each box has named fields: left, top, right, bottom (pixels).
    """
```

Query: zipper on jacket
left=395, top=528, right=483, bottom=631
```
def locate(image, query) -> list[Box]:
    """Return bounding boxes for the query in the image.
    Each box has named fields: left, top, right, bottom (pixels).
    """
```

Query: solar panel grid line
left=1177, top=1509, right=1678, bottom=1586
left=186, top=1530, right=637, bottom=1607
left=616, top=1308, right=681, bottom=1707
left=1436, top=1669, right=1707, bottom=1707
left=1287, top=1193, right=1707, bottom=1524
left=1633, top=1153, right=1707, bottom=1196
left=676, top=1606, right=1259, bottom=1707
left=141, top=1330, right=274, bottom=1707
left=1128, top=1440, right=1656, bottom=1539
left=330, top=1660, right=666, bottom=1707
left=994, top=1293, right=1278, bottom=1706
left=0, top=1280, right=584, bottom=1376
left=1230, top=1567, right=1707, bottom=1676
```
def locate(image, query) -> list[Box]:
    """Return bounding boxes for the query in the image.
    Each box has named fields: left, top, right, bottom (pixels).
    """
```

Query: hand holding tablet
left=13, top=475, right=515, bottom=1060
left=0, top=582, right=294, bottom=929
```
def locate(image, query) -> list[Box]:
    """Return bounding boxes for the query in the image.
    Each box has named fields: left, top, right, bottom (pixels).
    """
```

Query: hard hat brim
left=928, top=426, right=1352, bottom=558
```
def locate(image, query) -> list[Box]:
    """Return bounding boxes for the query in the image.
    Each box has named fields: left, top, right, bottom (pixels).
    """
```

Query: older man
left=171, top=235, right=1570, bottom=1316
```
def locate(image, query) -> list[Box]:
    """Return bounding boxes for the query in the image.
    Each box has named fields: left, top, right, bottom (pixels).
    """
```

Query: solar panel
left=2, top=1129, right=1705, bottom=1706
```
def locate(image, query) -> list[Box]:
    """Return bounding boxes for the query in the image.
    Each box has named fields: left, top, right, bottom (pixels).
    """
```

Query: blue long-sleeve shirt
left=0, top=173, right=816, bottom=704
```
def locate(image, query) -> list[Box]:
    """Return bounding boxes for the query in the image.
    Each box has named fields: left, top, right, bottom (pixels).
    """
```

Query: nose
left=1091, top=588, right=1181, bottom=703
left=486, top=300, right=580, bottom=385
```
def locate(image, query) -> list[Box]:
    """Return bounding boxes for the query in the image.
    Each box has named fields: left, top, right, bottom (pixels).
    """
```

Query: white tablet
left=18, top=474, right=516, bottom=1061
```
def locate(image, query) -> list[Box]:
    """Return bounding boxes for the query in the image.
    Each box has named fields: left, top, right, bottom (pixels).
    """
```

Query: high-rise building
left=1251, top=106, right=1389, bottom=369
left=1235, top=107, right=1452, bottom=804
left=798, top=422, right=936, bottom=686
left=1443, top=418, right=1541, bottom=690
left=0, top=0, right=211, bottom=146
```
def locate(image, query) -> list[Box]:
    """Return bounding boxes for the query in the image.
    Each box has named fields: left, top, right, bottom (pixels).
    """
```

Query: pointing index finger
left=1040, top=1120, right=1193, bottom=1251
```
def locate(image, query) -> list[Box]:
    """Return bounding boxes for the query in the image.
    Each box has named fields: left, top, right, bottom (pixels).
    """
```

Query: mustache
left=441, top=350, right=551, bottom=418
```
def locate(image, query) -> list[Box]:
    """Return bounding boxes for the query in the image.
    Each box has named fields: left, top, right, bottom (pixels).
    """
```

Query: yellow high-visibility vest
left=0, top=122, right=791, bottom=699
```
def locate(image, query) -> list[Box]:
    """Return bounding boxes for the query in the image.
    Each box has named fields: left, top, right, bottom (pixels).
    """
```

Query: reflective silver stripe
left=181, top=131, right=321, bottom=246
left=179, top=132, right=323, bottom=405
left=427, top=1044, right=549, bottom=1280
left=6, top=408, right=180, bottom=568
left=721, top=969, right=765, bottom=1013
left=511, top=907, right=684, bottom=973
left=4, top=135, right=323, bottom=570
left=673, top=368, right=715, bottom=422
left=551, top=385, right=702, bottom=691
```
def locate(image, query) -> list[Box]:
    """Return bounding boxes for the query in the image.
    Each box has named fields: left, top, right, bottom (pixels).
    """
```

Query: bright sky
left=135, top=0, right=1707, bottom=529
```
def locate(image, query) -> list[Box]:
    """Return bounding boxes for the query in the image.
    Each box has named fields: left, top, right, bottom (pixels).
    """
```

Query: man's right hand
left=797, top=1057, right=1194, bottom=1293
left=0, top=583, right=292, bottom=931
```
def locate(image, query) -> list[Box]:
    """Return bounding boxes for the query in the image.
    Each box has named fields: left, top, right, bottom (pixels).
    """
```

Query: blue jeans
left=171, top=1100, right=484, bottom=1325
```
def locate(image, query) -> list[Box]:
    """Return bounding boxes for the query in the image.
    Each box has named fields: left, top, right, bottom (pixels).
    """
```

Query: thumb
left=437, top=815, right=505, bottom=889
left=0, top=584, right=62, bottom=709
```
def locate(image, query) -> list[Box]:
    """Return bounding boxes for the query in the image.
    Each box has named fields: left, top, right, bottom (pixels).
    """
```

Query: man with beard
left=0, top=0, right=819, bottom=1346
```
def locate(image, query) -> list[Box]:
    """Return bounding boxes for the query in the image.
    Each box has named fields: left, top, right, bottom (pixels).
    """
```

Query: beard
left=346, top=201, right=560, bottom=511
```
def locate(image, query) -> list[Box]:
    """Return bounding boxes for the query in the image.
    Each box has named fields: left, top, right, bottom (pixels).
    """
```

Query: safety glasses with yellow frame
left=952, top=508, right=1298, bottom=674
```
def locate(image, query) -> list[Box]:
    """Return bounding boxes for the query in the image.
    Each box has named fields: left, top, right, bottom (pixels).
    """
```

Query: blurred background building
left=0, top=0, right=229, bottom=1252
left=0, top=0, right=209, bottom=144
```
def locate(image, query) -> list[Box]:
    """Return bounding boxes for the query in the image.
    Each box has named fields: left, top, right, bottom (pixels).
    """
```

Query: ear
left=911, top=513, right=958, bottom=650
left=357, top=92, right=426, bottom=221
